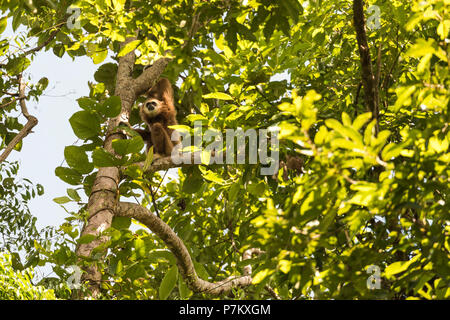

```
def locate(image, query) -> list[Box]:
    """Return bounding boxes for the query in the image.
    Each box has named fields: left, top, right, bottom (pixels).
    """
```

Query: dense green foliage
left=0, top=161, right=43, bottom=255
left=0, top=251, right=56, bottom=299
left=0, top=0, right=449, bottom=299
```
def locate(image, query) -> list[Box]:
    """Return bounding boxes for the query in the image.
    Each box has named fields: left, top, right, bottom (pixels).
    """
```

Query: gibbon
left=127, top=78, right=180, bottom=158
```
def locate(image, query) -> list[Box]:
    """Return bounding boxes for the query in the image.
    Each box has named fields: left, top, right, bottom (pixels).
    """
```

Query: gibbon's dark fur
left=134, top=78, right=180, bottom=157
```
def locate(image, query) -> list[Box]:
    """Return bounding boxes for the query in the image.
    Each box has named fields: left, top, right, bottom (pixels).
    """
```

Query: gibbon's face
left=140, top=97, right=165, bottom=118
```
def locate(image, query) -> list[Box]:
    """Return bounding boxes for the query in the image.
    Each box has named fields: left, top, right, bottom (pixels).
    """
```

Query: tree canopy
left=0, top=0, right=448, bottom=300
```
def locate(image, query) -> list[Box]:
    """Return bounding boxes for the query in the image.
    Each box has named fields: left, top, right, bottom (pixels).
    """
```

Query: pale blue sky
left=5, top=22, right=102, bottom=229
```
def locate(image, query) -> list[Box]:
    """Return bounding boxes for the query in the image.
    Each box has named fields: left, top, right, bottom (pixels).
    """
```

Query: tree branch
left=22, top=23, right=64, bottom=56
left=133, top=57, right=172, bottom=97
left=0, top=96, right=26, bottom=109
left=115, top=201, right=262, bottom=295
left=121, top=151, right=210, bottom=175
left=0, top=75, right=38, bottom=162
left=265, top=285, right=281, bottom=300
left=353, top=0, right=379, bottom=134
left=131, top=152, right=202, bottom=173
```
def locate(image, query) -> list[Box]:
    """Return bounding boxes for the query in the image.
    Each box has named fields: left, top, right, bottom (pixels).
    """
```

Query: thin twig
left=0, top=96, right=26, bottom=109
left=22, top=23, right=64, bottom=56
left=148, top=183, right=160, bottom=218
left=353, top=81, right=362, bottom=117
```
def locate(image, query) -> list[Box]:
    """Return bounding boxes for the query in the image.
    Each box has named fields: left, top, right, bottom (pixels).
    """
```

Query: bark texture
left=353, top=0, right=379, bottom=134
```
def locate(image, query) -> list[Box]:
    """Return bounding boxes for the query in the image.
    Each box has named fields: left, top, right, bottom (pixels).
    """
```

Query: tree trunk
left=75, top=36, right=171, bottom=297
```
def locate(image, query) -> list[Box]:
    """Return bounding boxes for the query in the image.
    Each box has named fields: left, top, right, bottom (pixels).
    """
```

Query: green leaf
left=437, top=20, right=449, bottom=40
left=225, top=23, right=238, bottom=52
left=12, top=8, right=22, bottom=31
left=193, top=260, right=209, bottom=279
left=263, top=15, right=277, bottom=41
left=67, top=188, right=81, bottom=202
left=202, top=92, right=233, bottom=100
left=94, top=63, right=117, bottom=92
left=112, top=136, right=144, bottom=156
left=53, top=196, right=71, bottom=204
left=385, top=259, right=415, bottom=277
left=277, top=13, right=291, bottom=36
left=118, top=40, right=141, bottom=57
left=0, top=39, right=9, bottom=56
left=247, top=181, right=265, bottom=197
left=112, top=0, right=126, bottom=12
left=134, top=238, right=146, bottom=258
left=37, top=77, right=49, bottom=91
left=429, top=136, right=449, bottom=153
left=341, top=112, right=352, bottom=127
left=393, top=86, right=416, bottom=111
left=0, top=17, right=7, bottom=34
left=6, top=57, right=30, bottom=75
left=228, top=182, right=240, bottom=202
left=55, top=167, right=82, bottom=185
left=352, top=112, right=372, bottom=131
left=36, top=184, right=44, bottom=196
left=143, top=146, right=154, bottom=171
left=77, top=234, right=96, bottom=244
left=182, top=175, right=203, bottom=193
left=111, top=216, right=131, bottom=230
left=331, top=138, right=358, bottom=150
left=77, top=97, right=97, bottom=110
left=168, top=125, right=191, bottom=134
left=178, top=277, right=192, bottom=300
left=92, top=49, right=108, bottom=64
left=69, top=111, right=101, bottom=139
left=199, top=167, right=225, bottom=184
left=52, top=44, right=65, bottom=58
left=325, top=118, right=362, bottom=146
left=382, top=142, right=405, bottom=161
left=147, top=250, right=176, bottom=265
left=363, top=120, right=376, bottom=145
left=278, top=259, right=292, bottom=274
left=252, top=269, right=272, bottom=284
left=98, top=96, right=121, bottom=117
left=406, top=38, right=436, bottom=58
left=159, top=265, right=178, bottom=300
left=92, top=147, right=122, bottom=167
left=314, top=125, right=329, bottom=144
left=185, top=114, right=208, bottom=123
left=64, top=145, right=93, bottom=174
left=280, top=0, right=303, bottom=23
